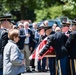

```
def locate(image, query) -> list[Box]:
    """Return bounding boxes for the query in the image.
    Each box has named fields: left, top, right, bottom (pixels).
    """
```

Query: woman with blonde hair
left=3, top=29, right=25, bottom=75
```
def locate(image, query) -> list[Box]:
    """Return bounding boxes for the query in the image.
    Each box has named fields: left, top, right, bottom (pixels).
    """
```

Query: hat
left=0, top=15, right=11, bottom=21
left=72, top=18, right=76, bottom=25
left=37, top=25, right=52, bottom=31
left=44, top=26, right=52, bottom=30
left=62, top=21, right=70, bottom=27
left=37, top=26, right=45, bottom=31
left=66, top=22, right=70, bottom=25
left=37, top=24, right=44, bottom=31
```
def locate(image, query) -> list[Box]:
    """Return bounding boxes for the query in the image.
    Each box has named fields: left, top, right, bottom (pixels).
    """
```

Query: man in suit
left=23, top=22, right=34, bottom=72
left=39, top=26, right=69, bottom=75
left=65, top=19, right=76, bottom=75
left=17, top=22, right=26, bottom=50
left=31, top=22, right=40, bottom=71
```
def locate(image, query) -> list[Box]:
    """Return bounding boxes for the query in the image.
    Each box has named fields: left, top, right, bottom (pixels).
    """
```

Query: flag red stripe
left=29, top=37, right=54, bottom=60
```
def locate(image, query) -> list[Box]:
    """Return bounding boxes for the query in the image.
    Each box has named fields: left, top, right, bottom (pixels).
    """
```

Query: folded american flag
left=29, top=37, right=54, bottom=60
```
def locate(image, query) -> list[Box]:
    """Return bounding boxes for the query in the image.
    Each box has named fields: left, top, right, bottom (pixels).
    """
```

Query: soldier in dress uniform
left=39, top=26, right=69, bottom=75
left=36, top=25, right=47, bottom=72
left=0, top=15, right=12, bottom=30
left=0, top=15, right=12, bottom=75
left=65, top=19, right=76, bottom=75
left=44, top=26, right=56, bottom=75
left=61, top=21, right=70, bottom=33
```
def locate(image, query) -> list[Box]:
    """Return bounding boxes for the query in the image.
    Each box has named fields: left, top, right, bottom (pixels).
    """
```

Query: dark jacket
left=38, top=35, right=46, bottom=43
left=40, top=32, right=68, bottom=60
left=17, top=28, right=26, bottom=50
left=65, top=31, right=76, bottom=59
left=28, top=29, right=34, bottom=49
left=39, top=31, right=55, bottom=43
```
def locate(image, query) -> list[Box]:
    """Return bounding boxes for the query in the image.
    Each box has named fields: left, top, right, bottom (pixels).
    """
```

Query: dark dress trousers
left=65, top=31, right=76, bottom=75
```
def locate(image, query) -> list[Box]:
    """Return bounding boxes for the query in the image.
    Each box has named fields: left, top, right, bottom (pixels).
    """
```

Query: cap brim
left=44, top=26, right=52, bottom=30
left=0, top=16, right=11, bottom=21
left=37, top=26, right=52, bottom=31
left=72, top=20, right=76, bottom=25
left=38, top=26, right=45, bottom=29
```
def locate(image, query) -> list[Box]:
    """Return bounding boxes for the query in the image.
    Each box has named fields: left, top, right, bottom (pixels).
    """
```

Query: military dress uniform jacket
left=40, top=32, right=68, bottom=60
left=65, top=31, right=76, bottom=59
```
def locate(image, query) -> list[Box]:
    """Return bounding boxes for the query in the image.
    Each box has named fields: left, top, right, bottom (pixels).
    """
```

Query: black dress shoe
left=26, top=70, right=32, bottom=72
left=42, top=69, right=47, bottom=72
left=35, top=70, right=41, bottom=72
left=32, top=68, right=35, bottom=71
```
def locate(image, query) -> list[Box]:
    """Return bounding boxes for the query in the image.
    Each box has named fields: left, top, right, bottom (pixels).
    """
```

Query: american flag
left=29, top=37, right=54, bottom=60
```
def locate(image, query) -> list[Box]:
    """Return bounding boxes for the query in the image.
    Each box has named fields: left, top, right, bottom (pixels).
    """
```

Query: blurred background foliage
left=35, top=5, right=63, bottom=22
left=0, top=0, right=76, bottom=22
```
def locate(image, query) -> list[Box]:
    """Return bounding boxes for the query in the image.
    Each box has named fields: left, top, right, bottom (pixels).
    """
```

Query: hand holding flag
left=29, top=37, right=54, bottom=60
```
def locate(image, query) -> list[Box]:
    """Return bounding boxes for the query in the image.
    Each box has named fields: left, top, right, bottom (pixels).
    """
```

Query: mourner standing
left=3, top=29, right=25, bottom=75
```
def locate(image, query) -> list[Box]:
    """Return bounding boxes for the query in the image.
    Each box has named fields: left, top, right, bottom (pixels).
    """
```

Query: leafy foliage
left=0, top=0, right=76, bottom=22
left=35, top=5, right=63, bottom=22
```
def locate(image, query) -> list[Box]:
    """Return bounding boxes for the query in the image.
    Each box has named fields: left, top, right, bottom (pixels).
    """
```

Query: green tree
left=35, top=5, right=63, bottom=22
left=0, top=0, right=76, bottom=22
left=0, top=0, right=41, bottom=21
left=61, top=0, right=76, bottom=19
